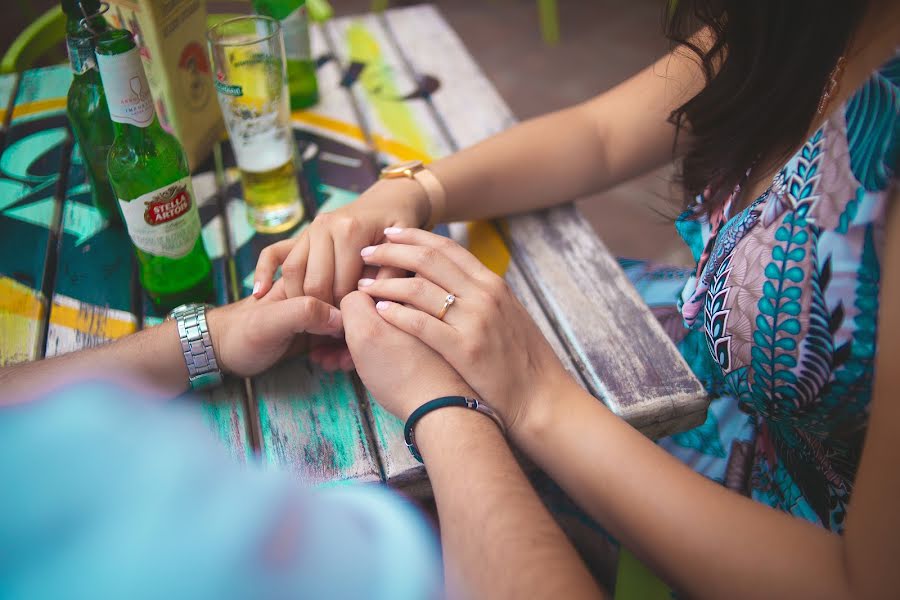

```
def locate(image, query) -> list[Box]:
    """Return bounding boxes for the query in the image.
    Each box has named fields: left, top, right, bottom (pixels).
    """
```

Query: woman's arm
left=253, top=42, right=707, bottom=301
left=0, top=285, right=343, bottom=402
left=340, top=291, right=605, bottom=600
left=358, top=216, right=900, bottom=599
left=524, top=193, right=900, bottom=600
left=430, top=48, right=703, bottom=223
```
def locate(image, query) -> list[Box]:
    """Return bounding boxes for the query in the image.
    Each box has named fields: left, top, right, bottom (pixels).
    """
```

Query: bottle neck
left=97, top=45, right=158, bottom=134
left=66, top=33, right=99, bottom=78
left=112, top=117, right=165, bottom=147
left=63, top=0, right=108, bottom=35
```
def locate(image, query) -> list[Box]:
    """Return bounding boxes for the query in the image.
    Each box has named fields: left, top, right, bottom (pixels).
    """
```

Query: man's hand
left=208, top=279, right=344, bottom=378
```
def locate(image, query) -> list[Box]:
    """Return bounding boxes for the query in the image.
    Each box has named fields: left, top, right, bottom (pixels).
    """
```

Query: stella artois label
left=96, top=46, right=155, bottom=127
left=118, top=176, right=201, bottom=259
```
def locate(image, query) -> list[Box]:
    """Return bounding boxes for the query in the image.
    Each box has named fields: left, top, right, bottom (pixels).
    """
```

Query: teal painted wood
left=0, top=65, right=71, bottom=364
left=254, top=359, right=380, bottom=483
left=45, top=142, right=138, bottom=355
left=9, top=65, right=71, bottom=124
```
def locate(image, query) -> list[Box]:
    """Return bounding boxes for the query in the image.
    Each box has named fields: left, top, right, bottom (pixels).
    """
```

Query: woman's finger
left=281, top=234, right=311, bottom=299
left=373, top=300, right=460, bottom=359
left=383, top=227, right=492, bottom=280
left=358, top=276, right=454, bottom=320
left=303, top=227, right=336, bottom=305
left=254, top=238, right=296, bottom=298
left=360, top=243, right=474, bottom=296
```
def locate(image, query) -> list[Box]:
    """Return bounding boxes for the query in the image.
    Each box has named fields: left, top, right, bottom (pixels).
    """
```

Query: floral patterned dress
left=620, top=52, right=898, bottom=531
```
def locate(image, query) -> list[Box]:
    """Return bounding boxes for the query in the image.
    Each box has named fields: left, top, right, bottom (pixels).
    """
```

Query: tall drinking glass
left=207, top=16, right=304, bottom=233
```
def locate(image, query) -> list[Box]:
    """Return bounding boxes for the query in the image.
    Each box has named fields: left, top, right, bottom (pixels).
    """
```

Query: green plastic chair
left=614, top=548, right=672, bottom=600
left=1, top=5, right=67, bottom=74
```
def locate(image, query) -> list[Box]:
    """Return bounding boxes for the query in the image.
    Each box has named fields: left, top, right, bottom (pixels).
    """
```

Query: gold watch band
left=379, top=160, right=446, bottom=229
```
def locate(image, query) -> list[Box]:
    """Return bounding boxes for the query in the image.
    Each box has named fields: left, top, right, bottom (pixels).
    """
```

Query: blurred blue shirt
left=0, top=381, right=440, bottom=600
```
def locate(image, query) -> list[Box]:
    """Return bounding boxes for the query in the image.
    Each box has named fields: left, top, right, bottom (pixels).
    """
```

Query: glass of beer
left=207, top=16, right=304, bottom=233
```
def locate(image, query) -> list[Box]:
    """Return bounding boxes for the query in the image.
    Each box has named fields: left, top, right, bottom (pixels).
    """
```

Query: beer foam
left=234, top=133, right=293, bottom=173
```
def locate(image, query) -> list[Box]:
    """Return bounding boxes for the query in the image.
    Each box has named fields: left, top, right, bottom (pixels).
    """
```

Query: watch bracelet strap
left=174, top=305, right=223, bottom=391
left=403, top=396, right=506, bottom=463
left=412, top=167, right=446, bottom=230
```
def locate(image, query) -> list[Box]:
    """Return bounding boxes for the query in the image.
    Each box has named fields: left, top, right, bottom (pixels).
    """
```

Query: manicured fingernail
left=376, top=301, right=391, bottom=311
left=361, top=246, right=377, bottom=257
left=252, top=281, right=261, bottom=296
left=327, top=307, right=342, bottom=327
left=384, top=227, right=403, bottom=235
left=358, top=278, right=375, bottom=287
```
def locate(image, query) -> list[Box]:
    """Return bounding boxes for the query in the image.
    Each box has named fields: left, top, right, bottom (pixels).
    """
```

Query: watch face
left=167, top=302, right=210, bottom=319
left=381, top=160, right=423, bottom=177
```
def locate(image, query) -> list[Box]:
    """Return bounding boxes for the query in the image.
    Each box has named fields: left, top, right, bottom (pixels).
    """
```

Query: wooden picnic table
left=0, top=5, right=708, bottom=496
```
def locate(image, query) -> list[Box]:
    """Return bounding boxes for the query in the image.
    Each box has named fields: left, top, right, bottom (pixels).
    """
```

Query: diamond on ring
left=437, top=294, right=456, bottom=320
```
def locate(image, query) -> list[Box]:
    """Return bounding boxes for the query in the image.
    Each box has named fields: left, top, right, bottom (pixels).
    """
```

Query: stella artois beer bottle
left=96, top=29, right=213, bottom=310
left=63, top=0, right=119, bottom=223
left=252, top=0, right=319, bottom=109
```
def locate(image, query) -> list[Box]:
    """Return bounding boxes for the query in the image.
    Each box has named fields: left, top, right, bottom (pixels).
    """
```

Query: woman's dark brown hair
left=665, top=0, right=870, bottom=213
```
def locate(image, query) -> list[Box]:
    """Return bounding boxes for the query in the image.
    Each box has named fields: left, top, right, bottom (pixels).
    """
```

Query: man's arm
left=0, top=320, right=188, bottom=401
left=417, top=408, right=605, bottom=600
left=0, top=289, right=343, bottom=403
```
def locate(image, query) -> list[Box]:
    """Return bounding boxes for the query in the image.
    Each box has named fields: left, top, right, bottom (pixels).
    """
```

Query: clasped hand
left=247, top=225, right=574, bottom=438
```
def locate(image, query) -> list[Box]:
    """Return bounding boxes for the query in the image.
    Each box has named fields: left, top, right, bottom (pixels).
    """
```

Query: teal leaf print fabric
left=633, top=51, right=898, bottom=533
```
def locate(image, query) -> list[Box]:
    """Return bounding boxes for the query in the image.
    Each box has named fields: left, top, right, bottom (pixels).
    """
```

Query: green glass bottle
left=252, top=0, right=319, bottom=109
left=96, top=29, right=213, bottom=311
left=63, top=1, right=119, bottom=223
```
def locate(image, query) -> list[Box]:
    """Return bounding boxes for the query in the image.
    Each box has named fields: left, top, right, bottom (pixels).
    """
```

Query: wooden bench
left=0, top=5, right=708, bottom=495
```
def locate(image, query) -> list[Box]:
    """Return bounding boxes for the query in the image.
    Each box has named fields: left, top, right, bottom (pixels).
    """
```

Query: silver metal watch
left=168, top=303, right=223, bottom=391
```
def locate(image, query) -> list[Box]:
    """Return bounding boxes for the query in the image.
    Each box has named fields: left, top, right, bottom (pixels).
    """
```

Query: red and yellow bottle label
left=119, top=176, right=202, bottom=259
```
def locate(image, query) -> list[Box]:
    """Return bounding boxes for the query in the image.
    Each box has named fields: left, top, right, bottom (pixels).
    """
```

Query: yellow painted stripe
left=48, top=300, right=137, bottom=339
left=11, top=97, right=67, bottom=120
left=0, top=277, right=136, bottom=340
left=0, top=277, right=43, bottom=321
left=292, top=110, right=431, bottom=163
left=466, top=221, right=510, bottom=276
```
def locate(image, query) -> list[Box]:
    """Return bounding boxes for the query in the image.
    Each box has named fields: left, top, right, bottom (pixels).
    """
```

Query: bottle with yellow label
left=96, top=28, right=213, bottom=311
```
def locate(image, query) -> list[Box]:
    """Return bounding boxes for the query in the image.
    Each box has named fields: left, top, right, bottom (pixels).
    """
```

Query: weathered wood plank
left=325, top=11, right=594, bottom=487
left=326, top=12, right=460, bottom=486
left=501, top=208, right=708, bottom=431
left=221, top=32, right=382, bottom=481
left=0, top=66, right=72, bottom=365
left=326, top=13, right=448, bottom=165
left=383, top=6, right=708, bottom=436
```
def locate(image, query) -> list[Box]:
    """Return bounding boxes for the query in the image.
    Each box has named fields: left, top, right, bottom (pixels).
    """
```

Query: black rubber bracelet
left=404, top=396, right=505, bottom=463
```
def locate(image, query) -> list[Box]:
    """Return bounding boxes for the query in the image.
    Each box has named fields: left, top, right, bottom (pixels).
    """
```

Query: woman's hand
left=207, top=278, right=346, bottom=377
left=340, top=290, right=474, bottom=421
left=354, top=228, right=579, bottom=434
left=252, top=177, right=431, bottom=305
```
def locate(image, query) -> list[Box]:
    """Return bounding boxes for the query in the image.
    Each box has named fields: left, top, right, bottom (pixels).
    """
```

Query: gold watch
left=379, top=160, right=446, bottom=230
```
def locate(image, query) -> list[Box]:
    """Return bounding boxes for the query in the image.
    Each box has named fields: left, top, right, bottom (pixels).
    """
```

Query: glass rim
left=206, top=15, right=282, bottom=47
